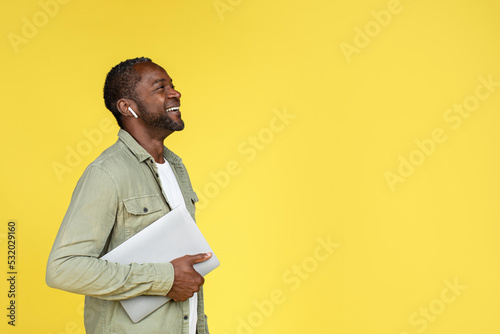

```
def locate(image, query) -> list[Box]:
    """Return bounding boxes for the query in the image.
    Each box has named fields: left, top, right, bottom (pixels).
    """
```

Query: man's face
left=132, top=62, right=184, bottom=131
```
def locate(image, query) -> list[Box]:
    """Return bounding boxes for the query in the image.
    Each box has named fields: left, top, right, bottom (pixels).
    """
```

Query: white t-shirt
left=156, top=160, right=198, bottom=334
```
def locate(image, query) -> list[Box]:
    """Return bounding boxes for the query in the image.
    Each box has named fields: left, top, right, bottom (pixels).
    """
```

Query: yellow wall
left=2, top=0, right=500, bottom=333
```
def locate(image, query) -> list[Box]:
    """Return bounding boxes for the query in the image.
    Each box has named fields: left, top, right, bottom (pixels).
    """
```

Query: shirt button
left=143, top=207, right=148, bottom=213
left=184, top=315, right=188, bottom=320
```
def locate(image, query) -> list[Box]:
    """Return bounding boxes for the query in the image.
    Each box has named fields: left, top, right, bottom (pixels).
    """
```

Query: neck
left=124, top=125, right=173, bottom=163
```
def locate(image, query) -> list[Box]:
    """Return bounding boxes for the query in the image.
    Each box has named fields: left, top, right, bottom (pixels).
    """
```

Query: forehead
left=134, top=62, right=171, bottom=86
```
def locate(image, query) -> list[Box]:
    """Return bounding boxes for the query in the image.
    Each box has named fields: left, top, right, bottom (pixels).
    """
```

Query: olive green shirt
left=46, top=129, right=209, bottom=334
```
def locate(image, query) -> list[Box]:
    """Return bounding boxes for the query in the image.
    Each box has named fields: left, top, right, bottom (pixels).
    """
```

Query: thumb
left=189, top=252, right=212, bottom=264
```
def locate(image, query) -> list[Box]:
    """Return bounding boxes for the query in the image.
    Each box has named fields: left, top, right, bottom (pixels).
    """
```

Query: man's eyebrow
left=152, top=78, right=167, bottom=86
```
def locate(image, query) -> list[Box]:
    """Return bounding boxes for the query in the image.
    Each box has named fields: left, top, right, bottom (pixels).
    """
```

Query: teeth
left=166, top=107, right=180, bottom=112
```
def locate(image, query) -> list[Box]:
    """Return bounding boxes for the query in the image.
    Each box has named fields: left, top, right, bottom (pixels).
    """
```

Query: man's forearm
left=46, top=254, right=174, bottom=300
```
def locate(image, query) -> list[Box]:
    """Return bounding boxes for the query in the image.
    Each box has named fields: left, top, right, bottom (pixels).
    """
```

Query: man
left=46, top=57, right=212, bottom=334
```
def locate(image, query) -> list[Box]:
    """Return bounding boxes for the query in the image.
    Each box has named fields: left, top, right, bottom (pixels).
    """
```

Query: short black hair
left=103, top=57, right=152, bottom=127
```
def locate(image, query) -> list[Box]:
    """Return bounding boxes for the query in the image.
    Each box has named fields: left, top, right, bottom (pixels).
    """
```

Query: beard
left=136, top=99, right=185, bottom=131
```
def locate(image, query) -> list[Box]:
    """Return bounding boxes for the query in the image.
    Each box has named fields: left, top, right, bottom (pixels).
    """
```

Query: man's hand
left=167, top=253, right=212, bottom=302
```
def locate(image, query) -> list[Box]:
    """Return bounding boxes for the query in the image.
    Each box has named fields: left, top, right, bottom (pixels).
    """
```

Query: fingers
left=167, top=255, right=207, bottom=301
left=188, top=252, right=213, bottom=264
left=169, top=287, right=199, bottom=302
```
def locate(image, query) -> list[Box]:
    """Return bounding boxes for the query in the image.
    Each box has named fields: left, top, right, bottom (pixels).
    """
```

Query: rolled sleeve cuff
left=148, top=262, right=175, bottom=295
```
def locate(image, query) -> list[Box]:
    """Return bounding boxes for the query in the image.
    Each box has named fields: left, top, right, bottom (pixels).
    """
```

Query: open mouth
left=165, top=107, right=180, bottom=112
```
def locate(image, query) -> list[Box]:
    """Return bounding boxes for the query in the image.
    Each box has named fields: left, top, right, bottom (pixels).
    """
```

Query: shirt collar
left=118, top=128, right=183, bottom=165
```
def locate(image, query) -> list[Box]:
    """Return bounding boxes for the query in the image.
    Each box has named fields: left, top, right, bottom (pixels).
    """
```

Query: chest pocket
left=186, top=190, right=199, bottom=219
left=123, top=194, right=164, bottom=239
left=190, top=191, right=199, bottom=205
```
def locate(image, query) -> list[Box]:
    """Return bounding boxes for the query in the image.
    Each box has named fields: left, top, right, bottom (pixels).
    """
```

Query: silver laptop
left=100, top=205, right=220, bottom=323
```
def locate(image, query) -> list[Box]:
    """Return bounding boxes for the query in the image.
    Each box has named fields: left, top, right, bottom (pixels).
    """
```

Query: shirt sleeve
left=46, top=165, right=174, bottom=300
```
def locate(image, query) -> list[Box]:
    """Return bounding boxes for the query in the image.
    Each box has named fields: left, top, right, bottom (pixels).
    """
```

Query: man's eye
left=157, top=85, right=165, bottom=90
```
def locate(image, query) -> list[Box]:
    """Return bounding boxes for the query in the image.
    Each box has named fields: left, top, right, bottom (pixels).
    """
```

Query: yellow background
left=2, top=0, right=500, bottom=333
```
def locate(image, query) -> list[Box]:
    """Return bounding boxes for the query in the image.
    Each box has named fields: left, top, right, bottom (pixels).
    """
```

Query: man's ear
left=116, top=99, right=137, bottom=117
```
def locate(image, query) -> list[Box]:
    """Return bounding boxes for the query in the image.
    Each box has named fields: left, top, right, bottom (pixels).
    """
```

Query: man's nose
left=167, top=86, right=181, bottom=99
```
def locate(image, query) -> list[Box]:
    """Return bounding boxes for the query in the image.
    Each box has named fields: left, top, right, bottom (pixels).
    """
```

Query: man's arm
left=46, top=165, right=175, bottom=300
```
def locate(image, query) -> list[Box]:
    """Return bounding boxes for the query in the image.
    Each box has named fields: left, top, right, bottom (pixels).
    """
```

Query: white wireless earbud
left=128, top=107, right=139, bottom=118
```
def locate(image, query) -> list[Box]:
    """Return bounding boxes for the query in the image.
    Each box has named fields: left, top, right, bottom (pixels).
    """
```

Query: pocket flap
left=190, top=191, right=199, bottom=204
left=123, top=195, right=162, bottom=215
